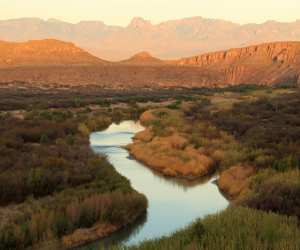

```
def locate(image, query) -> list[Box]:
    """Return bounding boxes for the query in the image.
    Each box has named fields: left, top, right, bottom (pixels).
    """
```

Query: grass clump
left=110, top=207, right=300, bottom=250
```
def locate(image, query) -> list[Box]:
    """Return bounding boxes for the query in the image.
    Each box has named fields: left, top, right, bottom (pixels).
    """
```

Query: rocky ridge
left=1, top=17, right=300, bottom=60
left=0, top=40, right=300, bottom=87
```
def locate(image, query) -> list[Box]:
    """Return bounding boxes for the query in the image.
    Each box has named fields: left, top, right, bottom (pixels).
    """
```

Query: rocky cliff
left=174, top=41, right=300, bottom=85
left=177, top=42, right=300, bottom=66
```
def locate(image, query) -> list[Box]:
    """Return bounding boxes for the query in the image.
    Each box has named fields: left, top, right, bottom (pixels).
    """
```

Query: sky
left=1, top=0, right=300, bottom=25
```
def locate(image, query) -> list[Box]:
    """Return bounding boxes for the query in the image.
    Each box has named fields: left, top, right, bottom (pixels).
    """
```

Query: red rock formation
left=177, top=42, right=300, bottom=66
left=0, top=40, right=299, bottom=88
left=0, top=39, right=106, bottom=66
left=120, top=51, right=163, bottom=65
left=174, top=41, right=300, bottom=86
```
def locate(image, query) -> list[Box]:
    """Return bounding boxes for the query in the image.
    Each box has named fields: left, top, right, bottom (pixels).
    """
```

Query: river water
left=86, top=120, right=228, bottom=248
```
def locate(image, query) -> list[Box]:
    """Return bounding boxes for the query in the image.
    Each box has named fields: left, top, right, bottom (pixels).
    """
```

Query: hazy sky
left=1, top=0, right=300, bottom=25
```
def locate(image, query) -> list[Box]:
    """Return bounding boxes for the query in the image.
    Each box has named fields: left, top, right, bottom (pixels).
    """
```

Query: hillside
left=120, top=52, right=163, bottom=65
left=0, top=40, right=299, bottom=88
left=1, top=17, right=300, bottom=60
left=174, top=41, right=300, bottom=85
left=0, top=39, right=105, bottom=66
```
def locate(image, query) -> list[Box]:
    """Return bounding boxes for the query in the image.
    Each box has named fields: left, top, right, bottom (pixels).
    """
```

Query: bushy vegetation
left=140, top=88, right=300, bottom=218
left=109, top=207, right=300, bottom=250
left=145, top=109, right=185, bottom=137
left=209, top=92, right=300, bottom=171
left=0, top=112, right=110, bottom=205
left=0, top=107, right=147, bottom=249
left=1, top=85, right=300, bottom=249
left=0, top=191, right=146, bottom=249
left=239, top=170, right=300, bottom=218
left=0, top=87, right=213, bottom=111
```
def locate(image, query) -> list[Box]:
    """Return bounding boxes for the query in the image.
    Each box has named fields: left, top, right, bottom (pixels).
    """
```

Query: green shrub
left=240, top=170, right=300, bottom=218
left=113, top=207, right=300, bottom=250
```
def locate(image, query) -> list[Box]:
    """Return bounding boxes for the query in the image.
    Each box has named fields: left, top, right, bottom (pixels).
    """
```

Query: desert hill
left=0, top=39, right=299, bottom=88
left=120, top=51, right=163, bottom=65
left=0, top=39, right=105, bottom=66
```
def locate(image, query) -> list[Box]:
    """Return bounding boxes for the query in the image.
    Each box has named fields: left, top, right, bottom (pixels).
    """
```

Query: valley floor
left=122, top=86, right=300, bottom=249
left=1, top=85, right=299, bottom=249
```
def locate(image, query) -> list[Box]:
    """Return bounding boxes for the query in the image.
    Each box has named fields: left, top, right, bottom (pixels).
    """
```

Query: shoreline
left=126, top=110, right=255, bottom=200
left=64, top=211, right=147, bottom=249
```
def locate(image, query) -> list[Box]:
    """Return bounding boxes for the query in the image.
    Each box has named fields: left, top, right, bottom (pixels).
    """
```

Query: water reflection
left=84, top=121, right=228, bottom=248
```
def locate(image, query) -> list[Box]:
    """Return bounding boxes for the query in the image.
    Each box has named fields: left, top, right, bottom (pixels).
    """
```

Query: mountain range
left=1, top=17, right=300, bottom=60
left=0, top=39, right=299, bottom=88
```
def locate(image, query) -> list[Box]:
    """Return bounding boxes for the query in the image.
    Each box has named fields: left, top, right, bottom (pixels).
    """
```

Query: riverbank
left=2, top=86, right=299, bottom=250
left=86, top=121, right=228, bottom=248
left=126, top=109, right=218, bottom=180
left=126, top=108, right=254, bottom=198
left=62, top=201, right=146, bottom=249
left=127, top=88, right=300, bottom=204
left=126, top=109, right=256, bottom=200
left=0, top=108, right=147, bottom=250
left=117, top=88, right=300, bottom=249
left=112, top=206, right=300, bottom=250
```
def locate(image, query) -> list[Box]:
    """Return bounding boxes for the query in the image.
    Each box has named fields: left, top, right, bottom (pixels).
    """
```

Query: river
left=84, top=120, right=228, bottom=248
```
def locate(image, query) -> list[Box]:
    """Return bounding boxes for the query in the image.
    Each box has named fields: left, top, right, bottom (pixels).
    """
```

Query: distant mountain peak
left=47, top=18, right=62, bottom=23
left=132, top=51, right=154, bottom=59
left=121, top=51, right=163, bottom=64
left=128, top=17, right=152, bottom=28
left=1, top=17, right=300, bottom=61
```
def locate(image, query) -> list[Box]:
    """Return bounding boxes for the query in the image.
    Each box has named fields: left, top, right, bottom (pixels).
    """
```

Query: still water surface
left=86, top=121, right=228, bottom=248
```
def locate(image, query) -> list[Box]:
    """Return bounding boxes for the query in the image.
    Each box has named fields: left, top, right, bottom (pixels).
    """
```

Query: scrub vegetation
left=0, top=100, right=148, bottom=249
left=121, top=85, right=300, bottom=250
left=1, top=85, right=300, bottom=250
left=111, top=207, right=300, bottom=250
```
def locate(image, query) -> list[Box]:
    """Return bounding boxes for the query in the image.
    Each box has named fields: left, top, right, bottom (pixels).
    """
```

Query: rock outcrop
left=174, top=41, right=300, bottom=86
left=177, top=42, right=300, bottom=66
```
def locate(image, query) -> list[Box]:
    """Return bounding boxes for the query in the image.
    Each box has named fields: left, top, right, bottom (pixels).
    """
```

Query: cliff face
left=177, top=42, right=300, bottom=66
left=0, top=39, right=105, bottom=66
left=175, top=42, right=300, bottom=85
